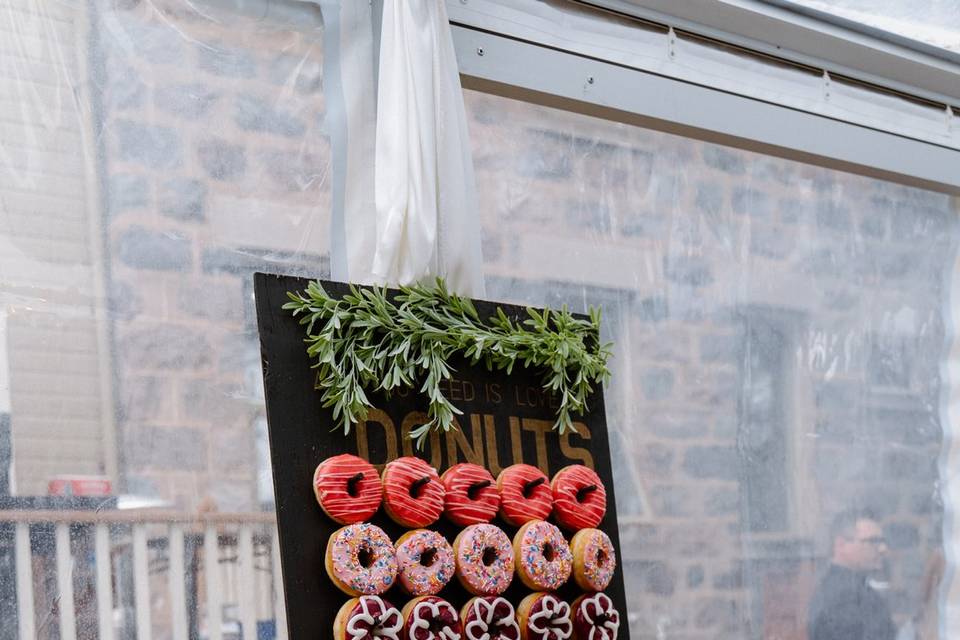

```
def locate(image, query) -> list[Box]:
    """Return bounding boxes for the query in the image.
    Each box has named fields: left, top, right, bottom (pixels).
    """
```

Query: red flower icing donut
left=517, top=593, right=572, bottom=640
left=497, top=464, right=553, bottom=526
left=442, top=463, right=500, bottom=526
left=571, top=593, right=620, bottom=640
left=461, top=596, right=520, bottom=640
left=382, top=457, right=445, bottom=528
left=314, top=454, right=382, bottom=524
left=334, top=595, right=403, bottom=640
left=401, top=596, right=462, bottom=640
left=550, top=465, right=606, bottom=531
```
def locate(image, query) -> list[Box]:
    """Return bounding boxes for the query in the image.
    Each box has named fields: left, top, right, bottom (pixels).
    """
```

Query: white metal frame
left=445, top=0, right=960, bottom=194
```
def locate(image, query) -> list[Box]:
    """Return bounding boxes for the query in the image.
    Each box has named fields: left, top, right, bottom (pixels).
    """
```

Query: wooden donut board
left=254, top=274, right=631, bottom=640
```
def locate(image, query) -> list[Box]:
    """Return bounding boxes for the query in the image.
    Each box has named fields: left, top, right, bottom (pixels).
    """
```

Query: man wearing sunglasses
left=808, top=508, right=896, bottom=640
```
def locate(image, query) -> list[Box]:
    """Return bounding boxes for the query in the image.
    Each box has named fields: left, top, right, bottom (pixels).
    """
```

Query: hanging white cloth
left=320, top=0, right=484, bottom=296
left=371, top=0, right=485, bottom=296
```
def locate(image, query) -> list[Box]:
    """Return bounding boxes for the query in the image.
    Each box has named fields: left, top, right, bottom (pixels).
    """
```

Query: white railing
left=4, top=510, right=287, bottom=640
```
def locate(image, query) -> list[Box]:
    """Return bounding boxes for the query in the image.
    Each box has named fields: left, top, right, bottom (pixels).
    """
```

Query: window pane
left=772, top=0, right=960, bottom=53
left=465, top=88, right=957, bottom=638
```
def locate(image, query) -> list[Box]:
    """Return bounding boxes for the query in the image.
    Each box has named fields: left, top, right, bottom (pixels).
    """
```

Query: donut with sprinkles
left=570, top=529, right=616, bottom=592
left=314, top=454, right=382, bottom=524
left=513, top=520, right=572, bottom=591
left=497, top=464, right=553, bottom=526
left=550, top=465, right=606, bottom=531
left=382, top=457, right=446, bottom=528
left=453, top=523, right=515, bottom=596
left=442, top=463, right=500, bottom=526
left=395, top=529, right=455, bottom=596
left=326, top=523, right=398, bottom=595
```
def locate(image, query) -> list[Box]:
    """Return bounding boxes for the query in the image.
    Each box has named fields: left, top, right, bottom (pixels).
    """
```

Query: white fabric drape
left=321, top=0, right=485, bottom=297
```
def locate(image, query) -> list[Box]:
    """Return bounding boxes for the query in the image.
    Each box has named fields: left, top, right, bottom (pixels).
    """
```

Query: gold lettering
left=559, top=421, right=594, bottom=469
left=401, top=412, right=443, bottom=468
left=509, top=417, right=524, bottom=466
left=356, top=409, right=398, bottom=472
left=447, top=416, right=485, bottom=466
left=483, top=416, right=504, bottom=475
left=486, top=383, right=502, bottom=404
left=521, top=418, right=553, bottom=475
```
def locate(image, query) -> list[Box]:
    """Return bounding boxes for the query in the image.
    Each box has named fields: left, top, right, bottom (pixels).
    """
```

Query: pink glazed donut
left=395, top=529, right=456, bottom=596
left=452, top=523, right=515, bottom=596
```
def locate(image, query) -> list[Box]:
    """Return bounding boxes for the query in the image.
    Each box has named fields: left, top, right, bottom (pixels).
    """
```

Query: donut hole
left=409, top=476, right=431, bottom=499
left=575, top=484, right=598, bottom=503
left=346, top=472, right=364, bottom=498
left=596, top=548, right=608, bottom=566
left=357, top=546, right=375, bottom=568
left=542, top=542, right=555, bottom=562
left=419, top=548, right=438, bottom=568
left=481, top=546, right=498, bottom=567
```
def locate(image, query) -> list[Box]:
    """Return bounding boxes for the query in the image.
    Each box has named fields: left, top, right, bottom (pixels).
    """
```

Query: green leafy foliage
left=282, top=279, right=612, bottom=448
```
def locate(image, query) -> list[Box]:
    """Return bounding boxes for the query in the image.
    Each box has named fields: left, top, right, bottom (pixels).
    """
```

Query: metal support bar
left=452, top=23, right=960, bottom=195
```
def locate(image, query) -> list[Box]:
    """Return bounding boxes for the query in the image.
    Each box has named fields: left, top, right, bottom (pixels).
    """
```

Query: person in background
left=808, top=508, right=896, bottom=640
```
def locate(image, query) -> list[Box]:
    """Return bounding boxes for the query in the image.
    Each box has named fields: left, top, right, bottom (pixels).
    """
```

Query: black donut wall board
left=254, top=274, right=631, bottom=640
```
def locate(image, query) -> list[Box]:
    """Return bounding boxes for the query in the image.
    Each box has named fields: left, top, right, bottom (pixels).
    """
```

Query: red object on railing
left=48, top=475, right=112, bottom=497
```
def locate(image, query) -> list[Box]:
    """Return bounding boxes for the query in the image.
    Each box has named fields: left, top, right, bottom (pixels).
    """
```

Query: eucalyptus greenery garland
left=283, top=279, right=612, bottom=448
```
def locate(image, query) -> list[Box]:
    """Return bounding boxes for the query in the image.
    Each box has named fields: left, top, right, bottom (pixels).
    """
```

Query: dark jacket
left=808, top=565, right=897, bottom=640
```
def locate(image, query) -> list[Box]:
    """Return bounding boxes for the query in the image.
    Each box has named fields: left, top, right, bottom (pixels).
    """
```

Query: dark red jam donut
left=571, top=593, right=620, bottom=640
left=334, top=595, right=403, bottom=640
left=496, top=464, right=553, bottom=526
left=461, top=597, right=520, bottom=640
left=401, top=596, right=462, bottom=640
left=550, top=465, right=606, bottom=531
left=442, top=463, right=500, bottom=526
left=313, top=454, right=382, bottom=524
left=382, top=457, right=445, bottom=528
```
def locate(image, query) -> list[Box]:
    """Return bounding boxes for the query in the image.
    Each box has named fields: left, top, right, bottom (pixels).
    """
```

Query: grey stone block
left=816, top=201, right=852, bottom=232
left=269, top=52, right=323, bottom=93
left=198, top=44, right=256, bottom=78
left=749, top=225, right=794, bottom=259
left=109, top=20, right=183, bottom=65
left=120, top=324, right=212, bottom=370
left=113, top=119, right=182, bottom=170
left=683, top=446, right=739, bottom=480
left=704, top=487, right=739, bottom=516
left=109, top=279, right=142, bottom=321
left=699, top=333, right=742, bottom=364
left=695, top=183, right=724, bottom=216
left=116, top=226, right=191, bottom=271
left=176, top=279, right=243, bottom=322
left=632, top=560, right=675, bottom=596
left=107, top=64, right=146, bottom=110
left=638, top=443, right=674, bottom=475
left=154, top=83, right=220, bottom=118
left=695, top=597, right=740, bottom=630
left=159, top=177, right=206, bottom=221
left=234, top=94, right=307, bottom=137
left=649, top=410, right=711, bottom=439
left=108, top=173, right=148, bottom=214
left=712, top=564, right=743, bottom=590
left=702, top=146, right=745, bottom=175
left=882, top=449, right=937, bottom=481
left=259, top=149, right=326, bottom=192
left=649, top=485, right=693, bottom=518
left=664, top=255, right=713, bottom=287
left=641, top=367, right=675, bottom=401
left=731, top=187, right=770, bottom=217
left=687, top=565, right=705, bottom=589
left=197, top=138, right=246, bottom=181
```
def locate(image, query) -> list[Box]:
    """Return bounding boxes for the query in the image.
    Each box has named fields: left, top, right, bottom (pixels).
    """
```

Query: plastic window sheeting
left=463, top=87, right=959, bottom=639
left=777, top=0, right=960, bottom=53
left=1, top=0, right=328, bottom=637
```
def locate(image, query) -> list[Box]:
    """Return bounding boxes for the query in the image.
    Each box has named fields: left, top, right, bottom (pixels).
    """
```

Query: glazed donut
left=461, top=597, right=521, bottom=640
left=314, top=454, right=382, bottom=524
left=517, top=593, right=572, bottom=640
left=335, top=595, right=403, bottom=640
left=550, top=466, right=606, bottom=531
left=452, top=523, right=515, bottom=595
left=570, top=529, right=616, bottom=592
left=497, top=464, right=553, bottom=526
left=326, top=523, right=398, bottom=595
left=382, top=457, right=445, bottom=527
left=401, top=596, right=462, bottom=640
left=395, top=529, right=455, bottom=596
left=442, top=463, right=500, bottom=526
left=571, top=593, right=620, bottom=640
left=513, top=520, right=572, bottom=591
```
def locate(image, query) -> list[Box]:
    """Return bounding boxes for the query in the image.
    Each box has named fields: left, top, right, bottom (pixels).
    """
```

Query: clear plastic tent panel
left=1, top=0, right=958, bottom=639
